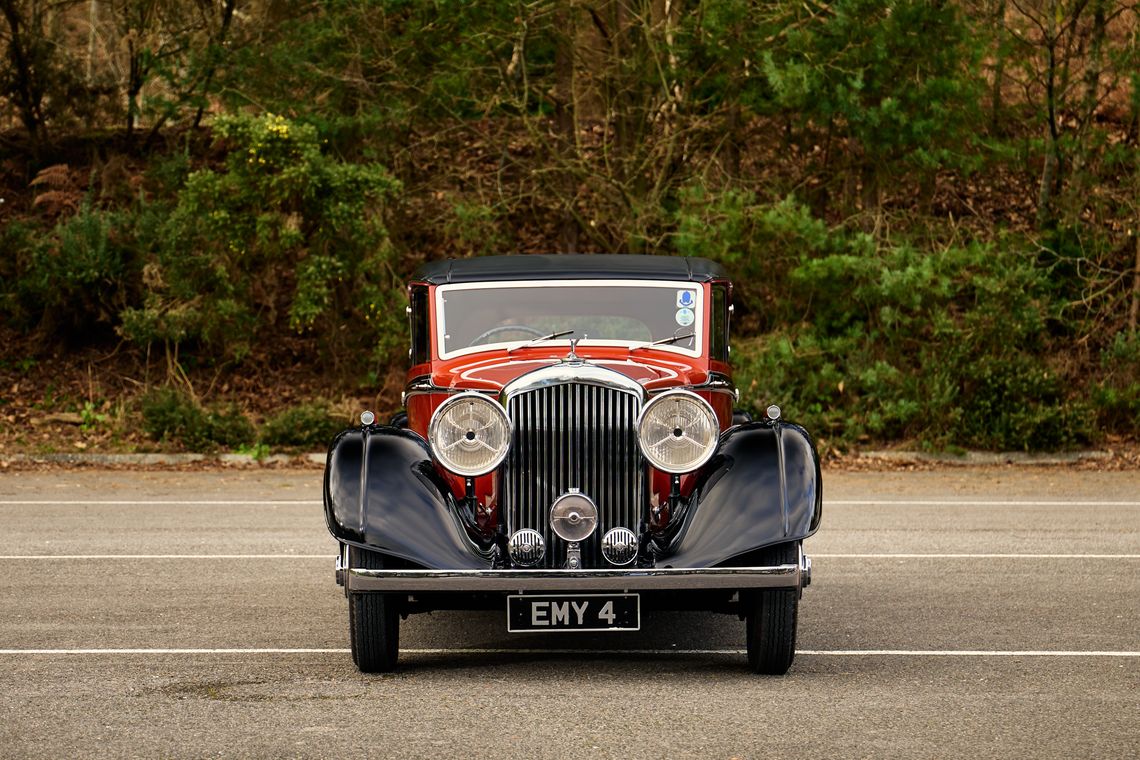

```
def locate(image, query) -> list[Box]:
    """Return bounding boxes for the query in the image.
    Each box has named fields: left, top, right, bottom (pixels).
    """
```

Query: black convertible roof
left=414, top=254, right=727, bottom=285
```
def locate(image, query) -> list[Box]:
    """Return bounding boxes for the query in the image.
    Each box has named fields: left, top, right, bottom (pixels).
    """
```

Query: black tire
left=744, top=541, right=800, bottom=675
left=348, top=546, right=400, bottom=673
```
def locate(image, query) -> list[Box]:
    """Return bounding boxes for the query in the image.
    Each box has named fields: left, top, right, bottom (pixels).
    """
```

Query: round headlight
left=427, top=392, right=511, bottom=476
left=637, top=390, right=719, bottom=473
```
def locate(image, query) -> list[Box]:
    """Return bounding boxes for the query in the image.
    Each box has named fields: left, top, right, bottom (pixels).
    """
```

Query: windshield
left=435, top=280, right=703, bottom=359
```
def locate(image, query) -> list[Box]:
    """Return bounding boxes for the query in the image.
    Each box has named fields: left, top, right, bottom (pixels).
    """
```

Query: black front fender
left=323, top=426, right=488, bottom=570
left=660, top=421, right=822, bottom=568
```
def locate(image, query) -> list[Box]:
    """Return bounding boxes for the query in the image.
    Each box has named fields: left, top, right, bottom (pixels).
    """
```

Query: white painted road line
left=1, top=499, right=1138, bottom=507
left=829, top=500, right=1140, bottom=506
left=1, top=553, right=1138, bottom=560
left=0, top=553, right=1137, bottom=560
left=814, top=553, right=1140, bottom=559
left=0, top=554, right=332, bottom=560
left=0, top=500, right=319, bottom=506
left=0, top=648, right=1137, bottom=657
left=796, top=650, right=1140, bottom=657
left=421, top=648, right=1140, bottom=657
left=0, top=649, right=348, bottom=654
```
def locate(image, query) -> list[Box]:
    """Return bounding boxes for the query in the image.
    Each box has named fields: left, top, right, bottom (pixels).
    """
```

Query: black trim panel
left=415, top=254, right=726, bottom=285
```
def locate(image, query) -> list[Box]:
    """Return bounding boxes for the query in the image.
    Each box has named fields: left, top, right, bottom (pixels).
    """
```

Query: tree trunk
left=192, top=0, right=237, bottom=130
left=1036, top=7, right=1060, bottom=229
left=554, top=3, right=579, bottom=253
left=1067, top=0, right=1106, bottom=214
left=860, top=164, right=880, bottom=212
left=990, top=0, right=1007, bottom=134
left=0, top=0, right=46, bottom=151
left=126, top=50, right=141, bottom=139
left=1080, top=0, right=1107, bottom=128
left=1130, top=231, right=1140, bottom=335
left=86, top=0, right=97, bottom=85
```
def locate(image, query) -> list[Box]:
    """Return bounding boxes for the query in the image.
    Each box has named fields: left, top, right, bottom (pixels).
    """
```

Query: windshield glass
left=435, top=280, right=703, bottom=358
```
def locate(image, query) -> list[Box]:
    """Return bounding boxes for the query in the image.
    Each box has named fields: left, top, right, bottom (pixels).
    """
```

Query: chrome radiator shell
left=500, top=368, right=644, bottom=568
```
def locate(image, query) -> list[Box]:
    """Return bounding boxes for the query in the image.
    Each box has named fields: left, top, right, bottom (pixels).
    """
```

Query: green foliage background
left=1, top=0, right=1138, bottom=452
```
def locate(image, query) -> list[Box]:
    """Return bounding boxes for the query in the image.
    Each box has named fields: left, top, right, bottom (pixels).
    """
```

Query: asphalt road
left=0, top=468, right=1137, bottom=758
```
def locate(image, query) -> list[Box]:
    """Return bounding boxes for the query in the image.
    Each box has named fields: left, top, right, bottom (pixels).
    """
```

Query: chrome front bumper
left=337, top=549, right=812, bottom=594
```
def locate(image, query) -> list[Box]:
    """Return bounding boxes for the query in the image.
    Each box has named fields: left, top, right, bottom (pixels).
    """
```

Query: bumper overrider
left=337, top=546, right=812, bottom=594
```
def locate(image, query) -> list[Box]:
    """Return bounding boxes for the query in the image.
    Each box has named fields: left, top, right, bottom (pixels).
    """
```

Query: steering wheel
left=469, top=324, right=547, bottom=346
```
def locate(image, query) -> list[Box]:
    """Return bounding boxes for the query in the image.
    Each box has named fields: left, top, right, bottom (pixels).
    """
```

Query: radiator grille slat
left=504, top=383, right=642, bottom=567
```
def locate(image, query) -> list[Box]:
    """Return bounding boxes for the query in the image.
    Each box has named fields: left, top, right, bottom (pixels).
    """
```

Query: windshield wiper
left=507, top=329, right=575, bottom=354
left=629, top=333, right=695, bottom=352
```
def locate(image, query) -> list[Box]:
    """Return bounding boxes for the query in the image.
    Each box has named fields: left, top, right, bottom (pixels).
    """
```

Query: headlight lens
left=428, top=392, right=511, bottom=476
left=637, top=390, right=719, bottom=473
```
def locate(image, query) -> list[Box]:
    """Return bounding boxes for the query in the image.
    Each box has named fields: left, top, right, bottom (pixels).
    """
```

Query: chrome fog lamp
left=602, top=527, right=638, bottom=566
left=637, top=390, right=719, bottom=474
left=427, top=392, right=511, bottom=477
left=508, top=529, right=545, bottom=566
left=549, top=491, right=598, bottom=543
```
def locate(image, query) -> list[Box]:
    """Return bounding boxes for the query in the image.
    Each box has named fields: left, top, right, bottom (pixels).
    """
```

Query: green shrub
left=0, top=221, right=35, bottom=319
left=119, top=112, right=401, bottom=363
left=207, top=404, right=258, bottom=448
left=758, top=0, right=982, bottom=200
left=726, top=202, right=1091, bottom=451
left=15, top=202, right=137, bottom=334
left=140, top=388, right=255, bottom=450
left=1092, top=334, right=1140, bottom=436
left=260, top=402, right=345, bottom=449
left=674, top=191, right=847, bottom=330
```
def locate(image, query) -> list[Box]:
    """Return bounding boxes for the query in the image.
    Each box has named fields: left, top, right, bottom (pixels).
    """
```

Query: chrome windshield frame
left=434, top=279, right=705, bottom=361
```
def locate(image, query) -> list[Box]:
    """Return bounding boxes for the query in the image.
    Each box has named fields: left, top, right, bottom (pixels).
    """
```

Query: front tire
left=348, top=546, right=400, bottom=673
left=744, top=541, right=800, bottom=675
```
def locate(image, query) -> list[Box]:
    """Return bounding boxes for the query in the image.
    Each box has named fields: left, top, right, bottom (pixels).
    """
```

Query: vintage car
left=324, top=254, right=821, bottom=674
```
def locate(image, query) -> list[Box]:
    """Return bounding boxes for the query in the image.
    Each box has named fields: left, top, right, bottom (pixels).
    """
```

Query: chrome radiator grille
left=502, top=383, right=643, bottom=567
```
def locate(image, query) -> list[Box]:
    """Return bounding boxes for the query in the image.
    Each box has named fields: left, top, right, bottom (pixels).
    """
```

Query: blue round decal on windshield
left=675, top=308, right=695, bottom=327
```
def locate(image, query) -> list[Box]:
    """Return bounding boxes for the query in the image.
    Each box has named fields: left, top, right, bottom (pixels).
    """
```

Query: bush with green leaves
left=119, top=112, right=402, bottom=362
left=1092, top=334, right=1140, bottom=436
left=260, top=402, right=345, bottom=449
left=757, top=0, right=982, bottom=204
left=10, top=202, right=139, bottom=336
left=674, top=189, right=845, bottom=330
left=720, top=199, right=1092, bottom=451
left=139, top=388, right=255, bottom=450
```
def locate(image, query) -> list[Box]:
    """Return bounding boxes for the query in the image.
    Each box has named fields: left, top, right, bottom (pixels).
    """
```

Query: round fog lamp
left=550, top=491, right=598, bottom=543
left=508, top=529, right=545, bottom=566
left=602, top=527, right=638, bottom=566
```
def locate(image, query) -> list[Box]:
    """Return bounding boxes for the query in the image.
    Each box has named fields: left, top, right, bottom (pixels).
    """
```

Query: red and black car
left=324, top=255, right=821, bottom=673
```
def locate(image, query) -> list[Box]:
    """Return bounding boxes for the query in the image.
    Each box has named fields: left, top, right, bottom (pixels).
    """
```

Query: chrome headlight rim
left=427, top=391, right=512, bottom=477
left=636, top=389, right=720, bottom=474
